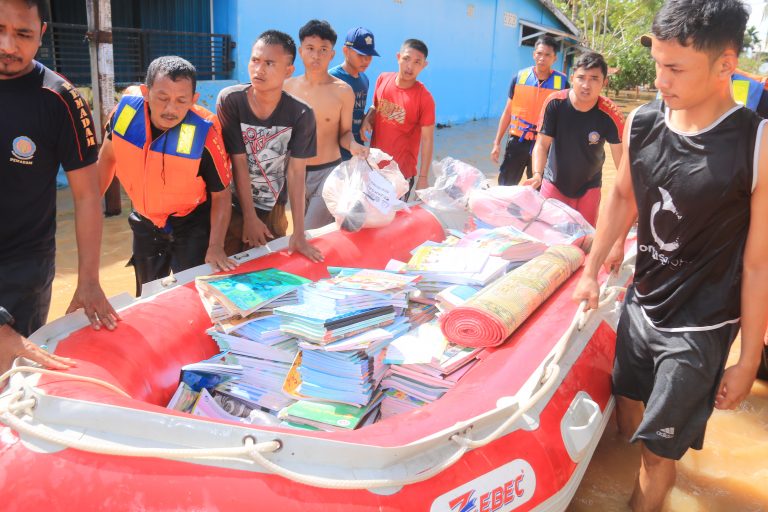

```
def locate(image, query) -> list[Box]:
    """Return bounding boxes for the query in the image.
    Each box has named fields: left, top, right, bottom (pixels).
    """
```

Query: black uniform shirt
left=0, top=61, right=98, bottom=263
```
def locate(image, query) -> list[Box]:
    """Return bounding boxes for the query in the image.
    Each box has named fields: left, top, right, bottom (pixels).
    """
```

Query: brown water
left=49, top=109, right=768, bottom=511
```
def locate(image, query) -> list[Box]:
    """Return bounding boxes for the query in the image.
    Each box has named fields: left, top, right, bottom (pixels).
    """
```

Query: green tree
left=744, top=26, right=761, bottom=53
left=554, top=0, right=661, bottom=92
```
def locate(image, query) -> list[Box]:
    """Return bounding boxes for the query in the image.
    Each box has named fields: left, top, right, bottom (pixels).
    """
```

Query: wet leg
left=630, top=442, right=675, bottom=512
left=615, top=395, right=644, bottom=441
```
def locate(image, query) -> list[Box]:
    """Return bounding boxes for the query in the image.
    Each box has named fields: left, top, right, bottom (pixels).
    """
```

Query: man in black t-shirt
left=0, top=0, right=117, bottom=373
left=98, top=56, right=235, bottom=296
left=525, top=52, right=624, bottom=227
left=217, top=30, right=323, bottom=262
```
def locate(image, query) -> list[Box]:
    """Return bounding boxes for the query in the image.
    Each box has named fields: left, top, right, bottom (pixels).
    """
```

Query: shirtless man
left=284, top=19, right=367, bottom=230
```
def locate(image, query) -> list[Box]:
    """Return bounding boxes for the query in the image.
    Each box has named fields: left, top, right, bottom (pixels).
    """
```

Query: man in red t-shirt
left=361, top=39, right=435, bottom=196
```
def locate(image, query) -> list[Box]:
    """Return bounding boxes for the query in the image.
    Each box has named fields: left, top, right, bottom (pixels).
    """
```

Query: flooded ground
left=49, top=98, right=768, bottom=511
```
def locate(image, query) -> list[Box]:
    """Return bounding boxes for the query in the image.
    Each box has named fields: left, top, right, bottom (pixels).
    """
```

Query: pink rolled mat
left=440, top=245, right=584, bottom=348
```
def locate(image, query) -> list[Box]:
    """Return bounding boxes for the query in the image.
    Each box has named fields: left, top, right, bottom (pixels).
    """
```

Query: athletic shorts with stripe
left=613, top=286, right=739, bottom=460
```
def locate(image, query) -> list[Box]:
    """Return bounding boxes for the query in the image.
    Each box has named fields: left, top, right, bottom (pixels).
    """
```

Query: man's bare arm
left=573, top=111, right=639, bottom=309
left=338, top=83, right=367, bottom=157
left=523, top=133, right=553, bottom=187
left=491, top=99, right=513, bottom=163
left=97, top=138, right=117, bottom=196
left=231, top=153, right=273, bottom=246
left=416, top=125, right=435, bottom=190
left=66, top=164, right=119, bottom=329
left=206, top=189, right=237, bottom=271
left=716, top=125, right=768, bottom=409
left=286, top=156, right=323, bottom=262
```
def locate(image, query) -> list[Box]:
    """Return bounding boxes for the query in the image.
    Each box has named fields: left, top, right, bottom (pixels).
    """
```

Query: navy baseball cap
left=344, top=27, right=380, bottom=57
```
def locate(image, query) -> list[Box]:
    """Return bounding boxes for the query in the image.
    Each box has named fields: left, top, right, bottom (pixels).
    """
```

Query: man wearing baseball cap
left=330, top=27, right=379, bottom=160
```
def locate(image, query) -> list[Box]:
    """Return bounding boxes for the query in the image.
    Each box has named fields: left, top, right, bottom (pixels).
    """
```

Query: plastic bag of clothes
left=468, top=186, right=594, bottom=246
left=322, top=149, right=410, bottom=232
left=416, top=157, right=490, bottom=211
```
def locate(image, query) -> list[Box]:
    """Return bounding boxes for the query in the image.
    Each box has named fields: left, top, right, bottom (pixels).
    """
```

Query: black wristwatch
left=0, top=307, right=14, bottom=327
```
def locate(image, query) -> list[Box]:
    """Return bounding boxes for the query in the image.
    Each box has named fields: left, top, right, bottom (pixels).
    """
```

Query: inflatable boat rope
left=0, top=279, right=627, bottom=490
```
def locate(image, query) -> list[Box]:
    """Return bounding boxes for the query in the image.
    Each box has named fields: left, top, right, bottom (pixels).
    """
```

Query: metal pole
left=85, top=0, right=121, bottom=216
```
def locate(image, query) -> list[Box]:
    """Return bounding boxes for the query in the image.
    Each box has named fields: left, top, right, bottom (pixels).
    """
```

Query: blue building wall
left=205, top=0, right=573, bottom=125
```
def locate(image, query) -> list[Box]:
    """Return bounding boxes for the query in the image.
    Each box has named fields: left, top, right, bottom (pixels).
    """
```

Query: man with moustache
left=217, top=30, right=323, bottom=261
left=284, top=19, right=367, bottom=229
left=329, top=27, right=379, bottom=161
left=0, top=0, right=118, bottom=374
left=98, top=56, right=235, bottom=296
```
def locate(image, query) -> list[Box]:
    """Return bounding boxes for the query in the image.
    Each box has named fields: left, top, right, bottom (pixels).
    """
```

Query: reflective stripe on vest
left=509, top=67, right=566, bottom=139
left=732, top=74, right=762, bottom=111
left=111, top=95, right=212, bottom=228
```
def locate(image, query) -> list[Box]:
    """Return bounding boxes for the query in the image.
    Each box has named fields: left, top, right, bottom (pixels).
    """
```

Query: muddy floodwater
left=49, top=113, right=768, bottom=511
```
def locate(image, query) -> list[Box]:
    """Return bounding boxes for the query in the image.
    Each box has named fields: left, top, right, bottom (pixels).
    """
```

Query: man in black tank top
left=573, top=1, right=768, bottom=510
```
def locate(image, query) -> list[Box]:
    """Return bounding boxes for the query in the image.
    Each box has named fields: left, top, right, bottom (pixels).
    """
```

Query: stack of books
left=455, top=226, right=547, bottom=263
left=386, top=244, right=510, bottom=297
left=196, top=268, right=310, bottom=326
left=380, top=322, right=482, bottom=418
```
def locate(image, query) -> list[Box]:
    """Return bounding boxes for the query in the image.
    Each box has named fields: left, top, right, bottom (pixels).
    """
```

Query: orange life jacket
left=509, top=67, right=567, bottom=140
left=110, top=94, right=230, bottom=228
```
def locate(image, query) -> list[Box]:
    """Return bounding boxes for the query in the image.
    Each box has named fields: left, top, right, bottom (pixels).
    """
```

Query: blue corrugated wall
left=212, top=0, right=573, bottom=125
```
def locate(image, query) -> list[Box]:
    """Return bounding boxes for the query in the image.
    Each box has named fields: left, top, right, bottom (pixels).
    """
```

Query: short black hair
left=573, top=51, right=608, bottom=78
left=255, top=30, right=297, bottom=64
left=535, top=35, right=559, bottom=53
left=651, top=0, right=749, bottom=56
left=401, top=38, right=429, bottom=59
left=18, top=0, right=48, bottom=22
left=298, top=19, right=337, bottom=45
left=145, top=56, right=197, bottom=92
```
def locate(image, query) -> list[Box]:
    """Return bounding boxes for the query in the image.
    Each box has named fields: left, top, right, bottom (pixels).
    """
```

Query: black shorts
left=0, top=254, right=55, bottom=336
left=499, top=138, right=533, bottom=186
left=613, top=286, right=739, bottom=460
left=129, top=205, right=211, bottom=296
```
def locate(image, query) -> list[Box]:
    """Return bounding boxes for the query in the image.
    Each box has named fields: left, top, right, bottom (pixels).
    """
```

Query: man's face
left=298, top=35, right=335, bottom=73
left=248, top=40, right=294, bottom=93
left=571, top=66, right=606, bottom=105
left=144, top=74, right=198, bottom=131
left=651, top=37, right=730, bottom=111
left=343, top=47, right=372, bottom=74
left=532, top=44, right=556, bottom=73
left=0, top=0, right=46, bottom=79
left=397, top=47, right=427, bottom=82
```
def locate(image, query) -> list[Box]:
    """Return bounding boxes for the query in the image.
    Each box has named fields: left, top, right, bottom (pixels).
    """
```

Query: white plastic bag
left=322, top=149, right=410, bottom=232
left=468, top=186, right=594, bottom=246
left=415, top=157, right=490, bottom=211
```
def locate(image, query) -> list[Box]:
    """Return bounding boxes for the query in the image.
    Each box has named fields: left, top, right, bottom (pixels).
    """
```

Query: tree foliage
left=554, top=0, right=662, bottom=90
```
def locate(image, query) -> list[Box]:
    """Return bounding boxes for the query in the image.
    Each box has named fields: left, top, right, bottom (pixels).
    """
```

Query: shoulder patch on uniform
left=598, top=96, right=626, bottom=127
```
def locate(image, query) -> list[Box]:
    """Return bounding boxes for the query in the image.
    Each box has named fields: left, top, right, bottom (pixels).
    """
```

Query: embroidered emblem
left=11, top=136, right=36, bottom=161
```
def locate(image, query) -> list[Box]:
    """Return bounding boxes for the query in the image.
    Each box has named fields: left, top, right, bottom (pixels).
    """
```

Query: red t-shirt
left=371, top=72, right=436, bottom=178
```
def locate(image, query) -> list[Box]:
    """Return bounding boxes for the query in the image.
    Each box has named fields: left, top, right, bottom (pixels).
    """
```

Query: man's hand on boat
left=66, top=281, right=120, bottom=330
left=242, top=217, right=274, bottom=247
left=0, top=325, right=75, bottom=376
left=288, top=234, right=324, bottom=263
left=572, top=275, right=600, bottom=311
left=205, top=246, right=238, bottom=273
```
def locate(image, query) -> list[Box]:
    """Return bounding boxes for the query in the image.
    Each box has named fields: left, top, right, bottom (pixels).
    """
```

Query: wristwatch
left=0, top=307, right=14, bottom=327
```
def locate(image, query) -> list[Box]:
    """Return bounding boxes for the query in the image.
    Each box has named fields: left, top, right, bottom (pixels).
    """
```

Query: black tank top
left=629, top=100, right=763, bottom=331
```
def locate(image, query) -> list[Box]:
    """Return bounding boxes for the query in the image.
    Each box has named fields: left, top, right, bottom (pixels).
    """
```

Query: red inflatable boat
left=0, top=206, right=631, bottom=511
